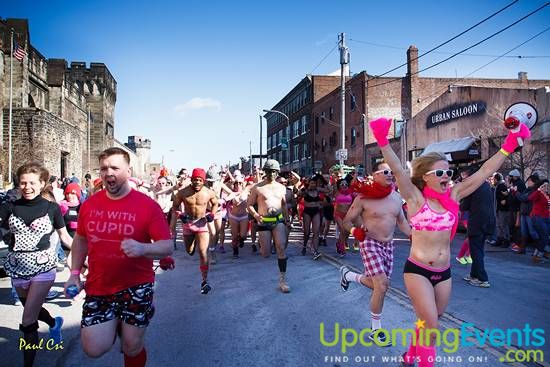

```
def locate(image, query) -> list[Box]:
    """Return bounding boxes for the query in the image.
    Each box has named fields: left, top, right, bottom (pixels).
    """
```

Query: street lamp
left=262, top=109, right=290, bottom=167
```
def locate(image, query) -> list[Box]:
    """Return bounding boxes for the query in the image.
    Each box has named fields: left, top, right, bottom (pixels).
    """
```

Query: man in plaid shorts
left=340, top=162, right=411, bottom=345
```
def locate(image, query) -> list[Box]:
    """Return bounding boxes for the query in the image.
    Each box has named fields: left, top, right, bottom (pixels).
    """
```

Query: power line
left=310, top=42, right=338, bottom=74
left=350, top=38, right=550, bottom=58
left=373, top=0, right=520, bottom=79
left=367, top=2, right=549, bottom=89
left=420, top=26, right=550, bottom=102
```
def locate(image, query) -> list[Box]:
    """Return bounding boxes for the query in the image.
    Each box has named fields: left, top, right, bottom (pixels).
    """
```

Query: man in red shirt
left=65, top=147, right=173, bottom=367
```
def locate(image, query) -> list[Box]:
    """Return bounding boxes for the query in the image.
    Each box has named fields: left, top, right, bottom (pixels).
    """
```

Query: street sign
left=335, top=149, right=348, bottom=161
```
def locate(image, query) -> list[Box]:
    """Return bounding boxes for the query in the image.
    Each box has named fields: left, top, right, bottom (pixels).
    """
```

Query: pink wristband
left=70, top=269, right=81, bottom=275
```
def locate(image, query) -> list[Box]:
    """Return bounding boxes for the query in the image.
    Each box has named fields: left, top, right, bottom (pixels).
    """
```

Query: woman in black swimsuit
left=298, top=177, right=323, bottom=260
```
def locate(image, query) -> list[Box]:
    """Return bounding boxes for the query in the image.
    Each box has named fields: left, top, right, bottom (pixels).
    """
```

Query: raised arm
left=453, top=123, right=531, bottom=201
left=369, top=117, right=422, bottom=204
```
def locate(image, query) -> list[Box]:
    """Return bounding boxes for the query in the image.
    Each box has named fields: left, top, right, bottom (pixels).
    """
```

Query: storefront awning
left=422, top=136, right=480, bottom=163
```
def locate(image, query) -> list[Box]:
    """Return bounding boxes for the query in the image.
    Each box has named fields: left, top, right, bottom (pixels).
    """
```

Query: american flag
left=13, top=39, right=26, bottom=61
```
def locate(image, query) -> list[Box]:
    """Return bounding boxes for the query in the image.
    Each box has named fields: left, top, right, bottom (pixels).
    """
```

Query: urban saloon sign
left=427, top=101, right=486, bottom=128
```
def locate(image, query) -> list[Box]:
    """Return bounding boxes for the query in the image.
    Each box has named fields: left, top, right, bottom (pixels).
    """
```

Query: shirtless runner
left=170, top=168, right=218, bottom=294
left=247, top=160, right=291, bottom=293
left=340, top=162, right=411, bottom=345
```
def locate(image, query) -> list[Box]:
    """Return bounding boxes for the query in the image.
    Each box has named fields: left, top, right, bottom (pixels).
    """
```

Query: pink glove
left=159, top=256, right=175, bottom=270
left=501, top=123, right=531, bottom=154
left=350, top=227, right=367, bottom=242
left=368, top=117, right=392, bottom=147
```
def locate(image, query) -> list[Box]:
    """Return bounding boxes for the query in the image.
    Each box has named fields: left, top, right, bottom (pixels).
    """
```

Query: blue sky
left=4, top=0, right=549, bottom=171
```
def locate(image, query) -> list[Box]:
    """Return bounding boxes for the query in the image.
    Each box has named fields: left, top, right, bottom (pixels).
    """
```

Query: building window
left=293, top=120, right=299, bottom=137
left=321, top=138, right=326, bottom=152
left=301, top=116, right=307, bottom=135
left=351, top=128, right=357, bottom=147
left=329, top=132, right=337, bottom=147
left=315, top=117, right=319, bottom=134
left=267, top=135, right=272, bottom=150
left=294, top=145, right=299, bottom=162
left=278, top=130, right=282, bottom=146
left=303, top=143, right=308, bottom=159
left=329, top=107, right=334, bottom=121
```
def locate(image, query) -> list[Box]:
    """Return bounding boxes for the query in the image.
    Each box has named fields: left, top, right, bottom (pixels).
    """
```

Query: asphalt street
left=0, top=224, right=548, bottom=367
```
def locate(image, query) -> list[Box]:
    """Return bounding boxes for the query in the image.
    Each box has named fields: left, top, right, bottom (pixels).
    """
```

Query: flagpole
left=87, top=108, right=91, bottom=173
left=8, top=29, right=14, bottom=184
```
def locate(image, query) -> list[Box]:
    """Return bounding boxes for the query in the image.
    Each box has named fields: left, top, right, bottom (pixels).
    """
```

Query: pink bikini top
left=409, top=201, right=457, bottom=232
left=335, top=193, right=353, bottom=205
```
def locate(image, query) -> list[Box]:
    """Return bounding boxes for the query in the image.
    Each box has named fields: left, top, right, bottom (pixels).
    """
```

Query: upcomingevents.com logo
left=319, top=320, right=545, bottom=363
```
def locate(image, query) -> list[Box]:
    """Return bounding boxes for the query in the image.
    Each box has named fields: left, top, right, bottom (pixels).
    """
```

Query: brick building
left=269, top=45, right=549, bottom=175
left=0, top=18, right=152, bottom=186
left=264, top=75, right=342, bottom=176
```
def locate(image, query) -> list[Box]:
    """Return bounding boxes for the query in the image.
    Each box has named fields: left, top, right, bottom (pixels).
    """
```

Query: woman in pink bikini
left=369, top=117, right=530, bottom=367
left=333, top=179, right=354, bottom=256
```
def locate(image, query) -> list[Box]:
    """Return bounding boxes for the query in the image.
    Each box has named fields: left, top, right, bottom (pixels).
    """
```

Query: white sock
left=371, top=312, right=382, bottom=330
left=345, top=271, right=362, bottom=283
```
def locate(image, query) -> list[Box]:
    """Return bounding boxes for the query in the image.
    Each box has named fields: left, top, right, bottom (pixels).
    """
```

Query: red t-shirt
left=77, top=189, right=171, bottom=295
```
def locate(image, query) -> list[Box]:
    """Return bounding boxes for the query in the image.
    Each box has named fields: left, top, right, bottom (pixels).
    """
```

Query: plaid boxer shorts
left=359, top=237, right=394, bottom=277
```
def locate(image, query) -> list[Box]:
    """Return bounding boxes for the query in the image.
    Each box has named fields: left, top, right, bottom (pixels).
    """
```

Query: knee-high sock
left=19, top=298, right=55, bottom=328
left=404, top=327, right=420, bottom=363
left=200, top=265, right=208, bottom=282
left=278, top=258, right=287, bottom=273
left=20, top=321, right=39, bottom=367
left=124, top=347, right=147, bottom=367
left=417, top=345, right=436, bottom=367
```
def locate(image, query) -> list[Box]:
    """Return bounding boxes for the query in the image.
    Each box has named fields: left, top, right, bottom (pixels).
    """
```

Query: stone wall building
left=0, top=18, right=152, bottom=186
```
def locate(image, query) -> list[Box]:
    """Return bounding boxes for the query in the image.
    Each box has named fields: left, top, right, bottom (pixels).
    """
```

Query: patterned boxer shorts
left=81, top=282, right=155, bottom=328
left=359, top=237, right=394, bottom=277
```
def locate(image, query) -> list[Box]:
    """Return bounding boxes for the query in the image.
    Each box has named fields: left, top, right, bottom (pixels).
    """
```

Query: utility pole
left=249, top=140, right=253, bottom=175
left=338, top=32, right=349, bottom=166
left=259, top=114, right=263, bottom=168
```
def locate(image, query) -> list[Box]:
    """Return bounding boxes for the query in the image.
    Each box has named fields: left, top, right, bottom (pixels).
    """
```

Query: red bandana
left=352, top=180, right=393, bottom=199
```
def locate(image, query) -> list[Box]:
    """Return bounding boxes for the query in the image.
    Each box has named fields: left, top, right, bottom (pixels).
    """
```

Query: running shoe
left=301, top=246, right=306, bottom=256
left=251, top=244, right=257, bottom=253
left=46, top=290, right=59, bottom=300
left=49, top=316, right=63, bottom=344
left=462, top=275, right=476, bottom=282
left=468, top=279, right=490, bottom=288
left=465, top=256, right=472, bottom=264
left=344, top=243, right=350, bottom=251
left=233, top=247, right=239, bottom=259
left=279, top=274, right=290, bottom=293
left=201, top=281, right=212, bottom=294
left=532, top=255, right=547, bottom=264
left=353, top=243, right=360, bottom=252
left=455, top=257, right=467, bottom=265
left=313, top=251, right=322, bottom=260
left=218, top=245, right=226, bottom=254
left=510, top=244, right=525, bottom=254
left=368, top=330, right=390, bottom=346
left=339, top=266, right=350, bottom=291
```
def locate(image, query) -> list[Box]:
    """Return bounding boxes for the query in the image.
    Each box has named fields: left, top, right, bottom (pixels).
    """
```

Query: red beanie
left=191, top=168, right=206, bottom=180
left=64, top=183, right=81, bottom=200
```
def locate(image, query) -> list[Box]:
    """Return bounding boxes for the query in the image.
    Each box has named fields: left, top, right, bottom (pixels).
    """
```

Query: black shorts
left=81, top=282, right=155, bottom=328
left=303, top=207, right=321, bottom=218
left=403, top=258, right=451, bottom=287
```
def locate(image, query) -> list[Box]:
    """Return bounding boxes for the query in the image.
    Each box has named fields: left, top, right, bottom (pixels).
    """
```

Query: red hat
left=64, top=183, right=81, bottom=200
left=191, top=168, right=206, bottom=180
left=93, top=178, right=102, bottom=187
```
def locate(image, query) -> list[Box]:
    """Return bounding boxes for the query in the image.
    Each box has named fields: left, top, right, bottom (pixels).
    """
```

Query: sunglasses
left=374, top=169, right=393, bottom=176
left=426, top=169, right=454, bottom=178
